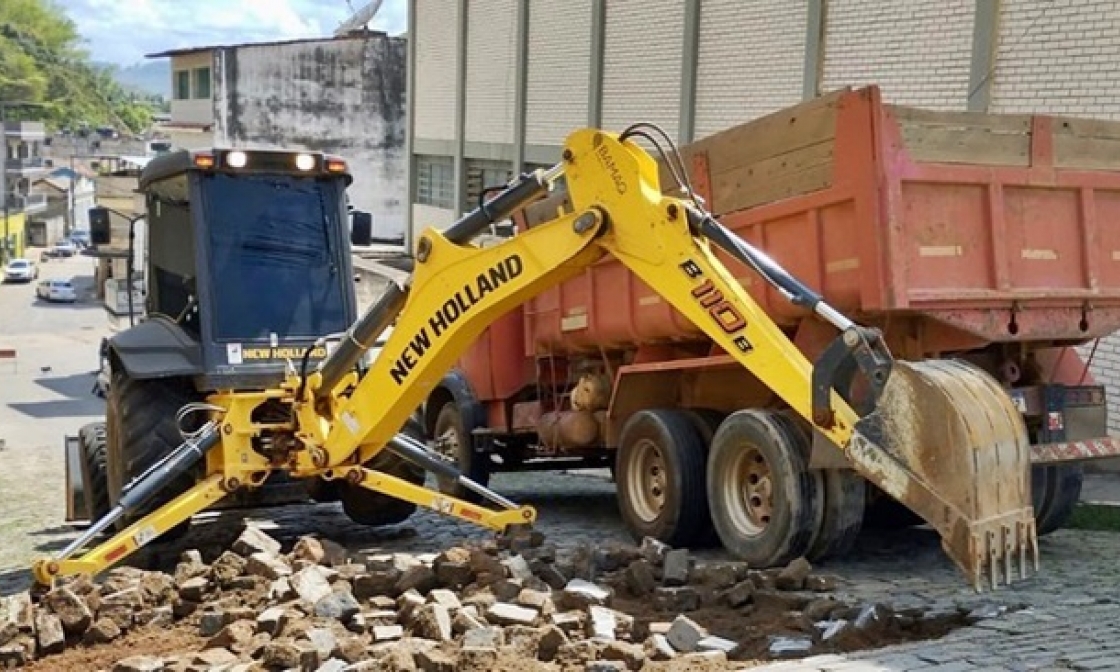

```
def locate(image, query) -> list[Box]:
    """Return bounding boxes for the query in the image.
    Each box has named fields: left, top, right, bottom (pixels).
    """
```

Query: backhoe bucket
left=846, top=359, right=1037, bottom=591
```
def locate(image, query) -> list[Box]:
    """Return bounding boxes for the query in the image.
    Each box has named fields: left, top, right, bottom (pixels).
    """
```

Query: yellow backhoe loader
left=33, top=125, right=1035, bottom=593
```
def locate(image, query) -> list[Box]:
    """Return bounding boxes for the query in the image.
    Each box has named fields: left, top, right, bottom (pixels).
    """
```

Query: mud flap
left=846, top=359, right=1037, bottom=591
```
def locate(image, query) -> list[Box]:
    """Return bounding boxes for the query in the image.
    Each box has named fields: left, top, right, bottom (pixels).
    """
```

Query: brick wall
left=525, top=0, right=592, bottom=147
left=693, top=0, right=806, bottom=139
left=989, top=0, right=1120, bottom=433
left=414, top=0, right=457, bottom=141
left=465, top=0, right=518, bottom=144
left=821, top=0, right=974, bottom=109
left=601, top=0, right=684, bottom=139
left=990, top=0, right=1120, bottom=117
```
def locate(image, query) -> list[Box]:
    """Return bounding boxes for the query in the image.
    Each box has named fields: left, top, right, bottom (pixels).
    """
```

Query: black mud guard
left=108, top=317, right=203, bottom=380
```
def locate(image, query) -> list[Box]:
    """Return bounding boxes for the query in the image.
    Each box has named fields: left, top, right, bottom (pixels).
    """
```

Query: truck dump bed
left=524, top=86, right=1120, bottom=355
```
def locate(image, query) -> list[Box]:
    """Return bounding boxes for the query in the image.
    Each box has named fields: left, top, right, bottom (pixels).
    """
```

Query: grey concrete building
left=148, top=32, right=407, bottom=240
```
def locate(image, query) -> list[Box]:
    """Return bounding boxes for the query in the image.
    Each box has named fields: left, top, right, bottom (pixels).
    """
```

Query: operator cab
left=95, top=147, right=373, bottom=391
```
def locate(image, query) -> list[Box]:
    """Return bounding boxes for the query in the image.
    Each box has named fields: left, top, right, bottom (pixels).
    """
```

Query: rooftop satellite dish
left=335, top=0, right=384, bottom=35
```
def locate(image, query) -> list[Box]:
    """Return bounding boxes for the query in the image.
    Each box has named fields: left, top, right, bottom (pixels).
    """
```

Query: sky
left=66, top=0, right=408, bottom=65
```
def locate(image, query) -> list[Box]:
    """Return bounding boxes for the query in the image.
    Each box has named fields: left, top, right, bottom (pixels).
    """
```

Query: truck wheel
left=706, top=410, right=821, bottom=567
left=339, top=415, right=427, bottom=526
left=106, top=369, right=199, bottom=540
left=433, top=402, right=489, bottom=501
left=78, top=422, right=111, bottom=524
left=807, top=468, right=865, bottom=562
left=616, top=409, right=711, bottom=548
left=1035, top=464, right=1083, bottom=535
left=681, top=408, right=726, bottom=547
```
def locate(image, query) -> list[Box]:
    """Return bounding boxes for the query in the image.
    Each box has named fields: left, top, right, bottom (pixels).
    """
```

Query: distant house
left=28, top=173, right=95, bottom=246
left=146, top=32, right=407, bottom=239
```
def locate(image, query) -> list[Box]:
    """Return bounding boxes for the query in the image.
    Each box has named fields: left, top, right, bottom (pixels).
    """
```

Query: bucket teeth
left=964, top=512, right=1038, bottom=592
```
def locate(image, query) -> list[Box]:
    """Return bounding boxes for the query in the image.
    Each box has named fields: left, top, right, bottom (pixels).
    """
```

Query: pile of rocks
left=0, top=527, right=969, bottom=671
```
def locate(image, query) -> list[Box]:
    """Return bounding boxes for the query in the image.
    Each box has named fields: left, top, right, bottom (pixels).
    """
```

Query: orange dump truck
left=422, top=85, right=1120, bottom=567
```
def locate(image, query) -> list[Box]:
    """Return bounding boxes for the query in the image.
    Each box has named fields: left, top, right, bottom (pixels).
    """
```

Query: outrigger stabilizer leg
left=33, top=422, right=225, bottom=585
left=33, top=423, right=536, bottom=587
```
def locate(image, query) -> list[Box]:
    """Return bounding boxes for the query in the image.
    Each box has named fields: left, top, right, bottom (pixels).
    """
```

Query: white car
left=3, top=258, right=38, bottom=283
left=49, top=241, right=77, bottom=258
left=36, top=278, right=78, bottom=303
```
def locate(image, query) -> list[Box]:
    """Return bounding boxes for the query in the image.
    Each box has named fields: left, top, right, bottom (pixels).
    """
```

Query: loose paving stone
left=43, top=586, right=92, bottom=635
left=232, top=526, right=282, bottom=557
left=666, top=614, right=707, bottom=653
left=662, top=549, right=691, bottom=586
left=776, top=557, right=813, bottom=591
left=315, top=590, right=361, bottom=620
left=34, top=613, right=64, bottom=655
left=113, top=655, right=165, bottom=672
left=487, top=602, right=538, bottom=626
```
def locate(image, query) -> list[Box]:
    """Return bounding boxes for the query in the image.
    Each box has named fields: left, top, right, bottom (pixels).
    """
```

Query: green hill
left=0, top=0, right=163, bottom=133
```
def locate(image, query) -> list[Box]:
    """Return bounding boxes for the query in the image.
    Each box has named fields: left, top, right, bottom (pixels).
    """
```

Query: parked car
left=69, top=230, right=91, bottom=248
left=3, top=258, right=38, bottom=283
left=36, top=278, right=77, bottom=303
left=47, top=241, right=77, bottom=258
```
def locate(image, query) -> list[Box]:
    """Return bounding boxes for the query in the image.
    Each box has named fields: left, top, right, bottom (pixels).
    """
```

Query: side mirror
left=89, top=207, right=112, bottom=245
left=351, top=210, right=372, bottom=247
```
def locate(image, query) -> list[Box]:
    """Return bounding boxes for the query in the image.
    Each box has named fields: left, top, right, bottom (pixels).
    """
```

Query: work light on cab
left=295, top=153, right=316, bottom=171
left=226, top=150, right=248, bottom=168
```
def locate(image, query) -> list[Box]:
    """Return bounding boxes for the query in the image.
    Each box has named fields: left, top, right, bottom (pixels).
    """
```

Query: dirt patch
left=611, top=592, right=966, bottom=662
left=20, top=624, right=204, bottom=672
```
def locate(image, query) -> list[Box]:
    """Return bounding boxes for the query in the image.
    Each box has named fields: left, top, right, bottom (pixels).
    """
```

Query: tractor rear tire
left=1035, top=463, right=1084, bottom=535
left=433, top=402, right=490, bottom=502
left=339, top=415, right=427, bottom=526
left=106, top=369, right=200, bottom=540
left=78, top=422, right=111, bottom=524
left=706, top=410, right=821, bottom=568
left=616, top=409, right=711, bottom=548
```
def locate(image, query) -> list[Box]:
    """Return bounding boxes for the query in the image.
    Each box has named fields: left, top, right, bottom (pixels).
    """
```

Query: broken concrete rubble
left=13, top=528, right=981, bottom=669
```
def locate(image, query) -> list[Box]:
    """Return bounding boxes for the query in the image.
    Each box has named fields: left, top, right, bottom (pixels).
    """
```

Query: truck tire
left=78, top=422, right=111, bottom=524
left=616, top=409, right=711, bottom=548
left=433, top=402, right=489, bottom=501
left=706, top=409, right=821, bottom=568
left=339, top=415, right=427, bottom=526
left=106, top=369, right=200, bottom=540
left=681, top=408, right=726, bottom=547
left=807, top=468, right=865, bottom=562
left=1035, top=464, right=1083, bottom=535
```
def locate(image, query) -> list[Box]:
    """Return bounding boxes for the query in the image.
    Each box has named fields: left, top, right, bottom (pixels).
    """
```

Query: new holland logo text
left=679, top=259, right=753, bottom=354
left=390, top=254, right=524, bottom=384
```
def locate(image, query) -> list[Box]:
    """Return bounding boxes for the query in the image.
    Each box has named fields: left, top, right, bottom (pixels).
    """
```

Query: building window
left=465, top=160, right=513, bottom=212
left=174, top=70, right=190, bottom=100
left=193, top=67, right=211, bottom=99
left=416, top=156, right=454, bottom=209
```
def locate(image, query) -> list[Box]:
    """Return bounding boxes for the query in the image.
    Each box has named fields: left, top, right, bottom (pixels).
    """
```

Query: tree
left=0, top=0, right=160, bottom=134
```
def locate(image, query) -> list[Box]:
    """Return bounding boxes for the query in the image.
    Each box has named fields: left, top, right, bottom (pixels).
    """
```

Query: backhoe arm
left=306, top=128, right=1034, bottom=591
